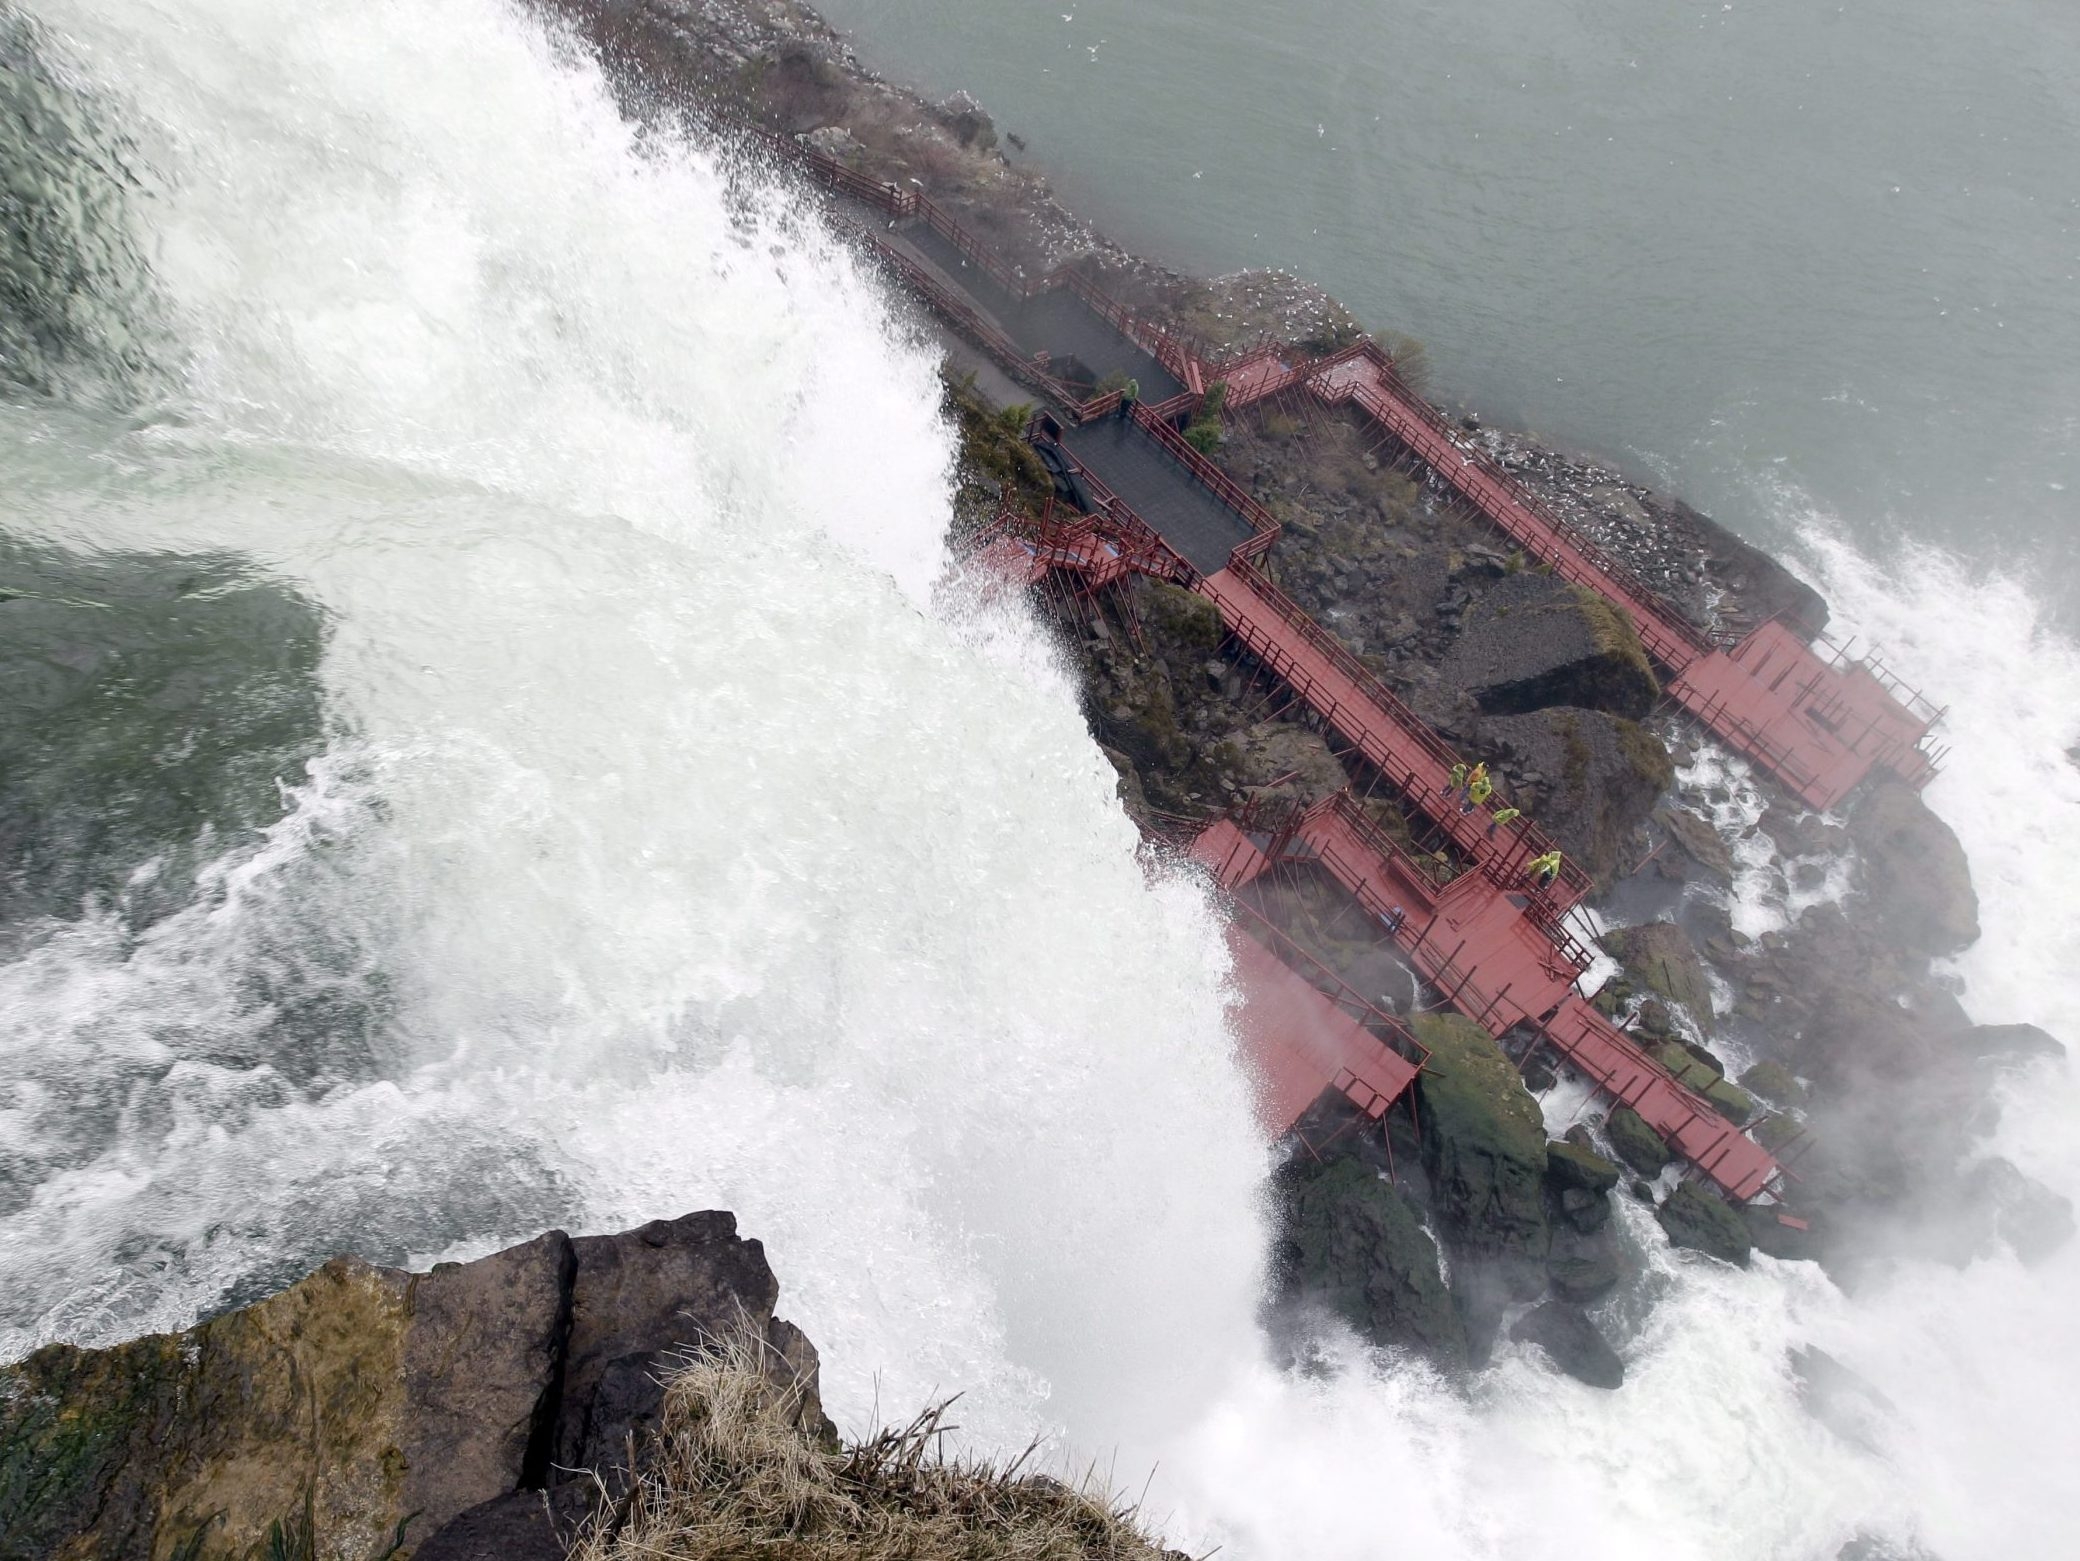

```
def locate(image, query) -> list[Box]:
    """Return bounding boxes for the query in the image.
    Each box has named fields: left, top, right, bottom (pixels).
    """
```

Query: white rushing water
left=2, top=5, right=2075, bottom=1559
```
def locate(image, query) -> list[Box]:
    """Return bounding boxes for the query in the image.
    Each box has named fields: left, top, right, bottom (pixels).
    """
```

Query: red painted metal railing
left=1204, top=559, right=1596, bottom=907
left=1316, top=348, right=1715, bottom=670
left=1128, top=402, right=1282, bottom=562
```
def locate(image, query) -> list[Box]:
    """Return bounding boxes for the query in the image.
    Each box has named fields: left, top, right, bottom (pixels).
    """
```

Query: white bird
left=1192, top=170, right=1203, bottom=178
left=1062, top=12, right=1072, bottom=19
left=1316, top=123, right=1326, bottom=136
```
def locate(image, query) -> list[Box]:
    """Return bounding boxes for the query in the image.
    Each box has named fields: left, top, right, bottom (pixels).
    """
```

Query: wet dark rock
left=1509, top=1301, right=1625, bottom=1390
left=1837, top=1537, right=1945, bottom=1561
left=1961, top=1156, right=2077, bottom=1265
left=1546, top=1138, right=1621, bottom=1196
left=1657, top=1182, right=1753, bottom=1267
left=1472, top=707, right=1673, bottom=884
left=0, top=1212, right=824, bottom=1561
left=1743, top=1203, right=1821, bottom=1263
left=1793, top=1346, right=1896, bottom=1456
left=1557, top=1186, right=1611, bottom=1234
left=1963, top=1022, right=2067, bottom=1065
left=1655, top=805, right=1735, bottom=885
left=1412, top=1013, right=1551, bottom=1299
left=1604, top=921, right=1714, bottom=1029
left=1273, top=1154, right=1466, bottom=1368
left=1546, top=1224, right=1625, bottom=1303
left=1439, top=573, right=1658, bottom=720
left=556, top=1212, right=831, bottom=1488
left=1520, top=1057, right=1557, bottom=1094
left=415, top=1488, right=592, bottom=1561
left=1847, top=780, right=1980, bottom=957
left=1606, top=1105, right=1672, bottom=1178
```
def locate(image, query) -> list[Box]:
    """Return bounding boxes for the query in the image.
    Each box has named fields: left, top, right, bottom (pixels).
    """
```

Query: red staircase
left=1197, top=795, right=1783, bottom=1201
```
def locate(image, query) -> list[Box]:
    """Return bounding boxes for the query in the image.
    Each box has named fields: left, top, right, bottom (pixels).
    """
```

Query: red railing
left=1129, top=402, right=1283, bottom=553
left=1309, top=345, right=1714, bottom=669
left=1204, top=560, right=1595, bottom=906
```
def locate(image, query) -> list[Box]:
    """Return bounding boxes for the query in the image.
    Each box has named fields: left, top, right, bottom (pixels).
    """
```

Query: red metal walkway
left=1196, top=797, right=1782, bottom=1200
left=783, top=134, right=1945, bottom=812
left=1297, top=350, right=1944, bottom=810
left=1185, top=821, right=1424, bottom=1136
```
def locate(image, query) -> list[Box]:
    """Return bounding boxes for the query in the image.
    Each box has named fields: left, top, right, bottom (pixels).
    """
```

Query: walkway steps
left=1540, top=995, right=1780, bottom=1201
left=1292, top=798, right=1582, bottom=1036
left=1197, top=800, right=1782, bottom=1201
left=1190, top=819, right=1422, bottom=1133
left=787, top=132, right=1941, bottom=812
left=1196, top=560, right=1594, bottom=913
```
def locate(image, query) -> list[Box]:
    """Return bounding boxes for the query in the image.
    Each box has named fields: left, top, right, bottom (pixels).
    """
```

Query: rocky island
left=4, top=2, right=2071, bottom=1559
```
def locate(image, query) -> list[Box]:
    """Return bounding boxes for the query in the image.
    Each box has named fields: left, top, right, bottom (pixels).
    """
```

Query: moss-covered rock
left=1657, top=1182, right=1754, bottom=1267
left=1143, top=579, right=1223, bottom=652
left=0, top=1240, right=563, bottom=1561
left=1703, top=1076, right=1757, bottom=1127
left=1606, top=1106, right=1672, bottom=1177
left=1546, top=1138, right=1621, bottom=1196
left=1605, top=921, right=1714, bottom=1029
left=1739, top=1059, right=1808, bottom=1107
left=1412, top=1014, right=1550, bottom=1295
left=1274, top=1156, right=1467, bottom=1367
left=0, top=1212, right=825, bottom=1561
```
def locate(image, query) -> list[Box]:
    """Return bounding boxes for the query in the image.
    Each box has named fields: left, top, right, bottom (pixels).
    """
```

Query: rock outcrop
left=1472, top=707, right=1673, bottom=883
left=1411, top=1013, right=1550, bottom=1306
left=0, top=1212, right=824, bottom=1561
left=1441, top=573, right=1658, bottom=720
left=1509, top=1301, right=1625, bottom=1390
left=1848, top=780, right=1980, bottom=956
left=1656, top=1183, right=1754, bottom=1268
left=1605, top=1105, right=1672, bottom=1178
left=1603, top=920, right=1715, bottom=1030
left=1273, top=1154, right=1467, bottom=1367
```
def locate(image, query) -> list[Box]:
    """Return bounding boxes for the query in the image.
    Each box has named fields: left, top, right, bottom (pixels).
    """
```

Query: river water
left=1, top=4, right=2075, bottom=1559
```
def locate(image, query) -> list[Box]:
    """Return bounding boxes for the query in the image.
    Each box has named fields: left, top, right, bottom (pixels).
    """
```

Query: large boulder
left=1472, top=707, right=1673, bottom=884
left=1605, top=1105, right=1672, bottom=1178
left=1546, top=1138, right=1621, bottom=1196
left=552, top=1211, right=831, bottom=1490
left=1546, top=1223, right=1625, bottom=1304
left=1847, top=781, right=1979, bottom=956
left=0, top=1212, right=823, bottom=1561
left=1273, top=1155, right=1467, bottom=1367
left=1657, top=1183, right=1754, bottom=1267
left=1604, top=920, right=1715, bottom=1030
left=1509, top=1301, right=1625, bottom=1390
left=1411, top=1014, right=1550, bottom=1297
left=0, top=1233, right=574, bottom=1561
left=1441, top=573, right=1659, bottom=720
left=1654, top=806, right=1735, bottom=886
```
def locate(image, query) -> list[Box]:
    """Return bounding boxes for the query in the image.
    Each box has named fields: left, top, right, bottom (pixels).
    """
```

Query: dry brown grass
left=574, top=1340, right=1185, bottom=1561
